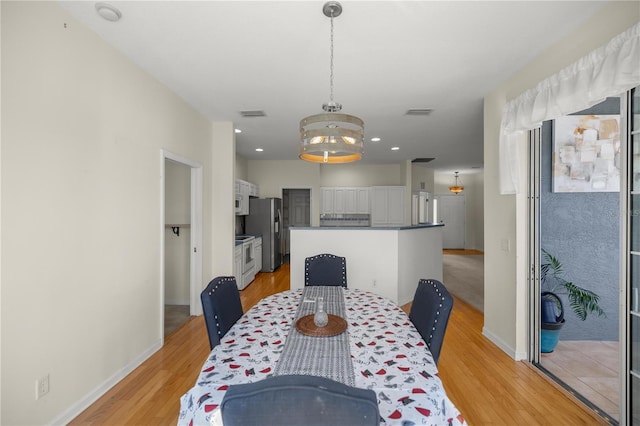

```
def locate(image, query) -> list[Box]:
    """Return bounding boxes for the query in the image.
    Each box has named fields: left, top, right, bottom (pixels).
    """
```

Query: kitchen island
left=290, top=223, right=443, bottom=305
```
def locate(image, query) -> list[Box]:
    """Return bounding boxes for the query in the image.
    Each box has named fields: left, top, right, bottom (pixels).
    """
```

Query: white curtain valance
left=499, top=22, right=640, bottom=195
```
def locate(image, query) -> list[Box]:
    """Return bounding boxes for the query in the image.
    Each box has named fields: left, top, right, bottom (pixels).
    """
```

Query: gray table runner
left=273, top=286, right=355, bottom=386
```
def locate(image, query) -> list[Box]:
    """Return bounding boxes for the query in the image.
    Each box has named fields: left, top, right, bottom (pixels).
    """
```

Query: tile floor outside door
left=541, top=340, right=619, bottom=421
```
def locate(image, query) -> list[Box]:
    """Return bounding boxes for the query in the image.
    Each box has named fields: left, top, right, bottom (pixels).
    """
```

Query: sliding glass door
left=530, top=95, right=634, bottom=423
left=625, top=85, right=640, bottom=425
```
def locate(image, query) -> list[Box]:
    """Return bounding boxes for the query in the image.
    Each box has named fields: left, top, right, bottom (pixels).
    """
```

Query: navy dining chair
left=200, top=276, right=243, bottom=349
left=304, top=253, right=347, bottom=287
left=408, top=278, right=453, bottom=365
left=220, top=375, right=380, bottom=426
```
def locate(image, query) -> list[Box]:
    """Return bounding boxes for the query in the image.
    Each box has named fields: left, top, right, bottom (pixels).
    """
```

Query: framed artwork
left=552, top=114, right=621, bottom=193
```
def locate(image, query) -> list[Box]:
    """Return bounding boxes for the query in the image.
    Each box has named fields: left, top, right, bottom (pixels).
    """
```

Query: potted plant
left=539, top=249, right=606, bottom=353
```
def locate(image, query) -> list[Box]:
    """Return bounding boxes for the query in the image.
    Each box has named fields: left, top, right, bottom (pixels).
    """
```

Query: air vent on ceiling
left=405, top=108, right=434, bottom=116
left=239, top=110, right=266, bottom=117
left=411, top=158, right=435, bottom=163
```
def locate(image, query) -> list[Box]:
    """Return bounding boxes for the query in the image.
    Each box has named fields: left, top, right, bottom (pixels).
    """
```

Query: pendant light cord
left=329, top=11, right=335, bottom=104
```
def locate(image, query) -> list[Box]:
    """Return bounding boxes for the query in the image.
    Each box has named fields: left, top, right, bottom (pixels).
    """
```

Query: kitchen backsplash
left=320, top=213, right=370, bottom=227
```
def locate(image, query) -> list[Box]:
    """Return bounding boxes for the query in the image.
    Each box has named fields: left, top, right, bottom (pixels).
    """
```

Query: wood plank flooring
left=70, top=263, right=608, bottom=425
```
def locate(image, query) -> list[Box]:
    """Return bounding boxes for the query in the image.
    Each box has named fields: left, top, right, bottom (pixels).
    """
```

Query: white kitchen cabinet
left=344, top=188, right=357, bottom=213
left=241, top=181, right=250, bottom=216
left=234, top=244, right=242, bottom=286
left=333, top=188, right=346, bottom=213
left=371, top=186, right=404, bottom=226
left=321, top=187, right=335, bottom=214
left=249, top=182, right=259, bottom=197
left=321, top=187, right=370, bottom=215
left=355, top=188, right=370, bottom=214
left=235, top=179, right=259, bottom=215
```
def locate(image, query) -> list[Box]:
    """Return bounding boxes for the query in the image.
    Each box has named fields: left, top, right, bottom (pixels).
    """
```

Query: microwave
left=235, top=193, right=242, bottom=214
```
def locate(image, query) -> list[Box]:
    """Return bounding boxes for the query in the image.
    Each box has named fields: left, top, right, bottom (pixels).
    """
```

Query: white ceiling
left=59, top=0, right=608, bottom=173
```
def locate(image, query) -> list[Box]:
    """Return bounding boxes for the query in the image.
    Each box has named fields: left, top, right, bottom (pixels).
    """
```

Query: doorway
left=282, top=188, right=311, bottom=262
left=530, top=98, right=621, bottom=423
left=437, top=194, right=466, bottom=249
left=164, top=159, right=191, bottom=337
left=161, top=150, right=203, bottom=342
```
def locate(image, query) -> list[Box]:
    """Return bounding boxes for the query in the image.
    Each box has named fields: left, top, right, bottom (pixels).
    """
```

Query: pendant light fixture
left=299, top=1, right=364, bottom=164
left=449, top=172, right=464, bottom=194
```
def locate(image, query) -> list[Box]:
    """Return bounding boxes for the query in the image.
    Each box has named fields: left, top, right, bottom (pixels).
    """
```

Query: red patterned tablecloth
left=178, top=288, right=466, bottom=426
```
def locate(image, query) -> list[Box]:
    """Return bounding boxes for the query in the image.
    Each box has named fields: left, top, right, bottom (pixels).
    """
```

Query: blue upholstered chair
left=220, top=375, right=380, bottom=426
left=200, top=276, right=243, bottom=349
left=304, top=253, right=347, bottom=287
left=408, top=278, right=454, bottom=365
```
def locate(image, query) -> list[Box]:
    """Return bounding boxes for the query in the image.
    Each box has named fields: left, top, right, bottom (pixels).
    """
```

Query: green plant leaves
left=563, top=281, right=606, bottom=321
left=540, top=249, right=606, bottom=321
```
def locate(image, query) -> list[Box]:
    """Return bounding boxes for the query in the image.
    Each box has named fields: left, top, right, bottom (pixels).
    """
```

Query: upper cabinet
left=321, top=187, right=370, bottom=214
left=355, top=188, right=370, bottom=214
left=321, top=187, right=335, bottom=214
left=371, top=186, right=404, bottom=226
left=236, top=179, right=259, bottom=215
left=249, top=182, right=259, bottom=198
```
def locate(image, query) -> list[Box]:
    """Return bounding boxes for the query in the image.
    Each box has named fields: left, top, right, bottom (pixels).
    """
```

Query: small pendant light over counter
left=449, top=172, right=464, bottom=194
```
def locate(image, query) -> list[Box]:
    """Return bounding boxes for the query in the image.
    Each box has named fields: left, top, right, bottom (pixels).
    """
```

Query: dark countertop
left=291, top=223, right=444, bottom=231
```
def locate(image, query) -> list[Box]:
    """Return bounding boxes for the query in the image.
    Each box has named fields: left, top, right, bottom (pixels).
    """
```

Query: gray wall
left=540, top=97, right=619, bottom=341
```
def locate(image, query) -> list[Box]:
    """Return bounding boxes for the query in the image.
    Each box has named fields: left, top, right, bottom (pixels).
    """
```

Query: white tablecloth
left=178, top=288, right=466, bottom=425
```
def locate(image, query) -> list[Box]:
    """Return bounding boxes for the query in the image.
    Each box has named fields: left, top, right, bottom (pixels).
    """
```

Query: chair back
left=408, top=278, right=453, bottom=365
left=304, top=253, right=347, bottom=287
left=200, top=276, right=243, bottom=349
left=220, top=375, right=379, bottom=426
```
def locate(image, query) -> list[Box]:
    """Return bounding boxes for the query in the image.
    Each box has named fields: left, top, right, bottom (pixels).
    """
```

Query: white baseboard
left=50, top=340, right=163, bottom=425
left=482, top=326, right=527, bottom=361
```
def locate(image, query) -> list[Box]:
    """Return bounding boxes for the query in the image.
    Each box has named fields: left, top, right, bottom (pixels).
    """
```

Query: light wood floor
left=70, top=263, right=608, bottom=425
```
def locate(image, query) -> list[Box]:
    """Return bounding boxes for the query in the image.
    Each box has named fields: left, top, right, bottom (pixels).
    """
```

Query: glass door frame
left=526, top=93, right=635, bottom=423
left=622, top=87, right=636, bottom=426
left=528, top=128, right=542, bottom=364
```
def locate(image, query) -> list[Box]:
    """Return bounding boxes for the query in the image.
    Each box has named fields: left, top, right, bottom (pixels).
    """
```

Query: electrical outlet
left=36, top=374, right=49, bottom=400
left=372, top=279, right=377, bottom=287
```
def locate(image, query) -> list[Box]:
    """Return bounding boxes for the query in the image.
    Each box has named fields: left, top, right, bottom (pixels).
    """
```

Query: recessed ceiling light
left=255, top=148, right=264, bottom=152
left=95, top=2, right=121, bottom=22
left=370, top=137, right=381, bottom=142
left=391, top=147, right=400, bottom=151
left=234, top=128, right=242, bottom=134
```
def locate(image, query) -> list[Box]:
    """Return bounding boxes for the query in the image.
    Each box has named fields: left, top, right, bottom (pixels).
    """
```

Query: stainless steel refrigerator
left=246, top=197, right=283, bottom=272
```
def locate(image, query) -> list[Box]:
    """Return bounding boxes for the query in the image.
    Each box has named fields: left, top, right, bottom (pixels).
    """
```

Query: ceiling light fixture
left=449, top=172, right=464, bottom=194
left=299, top=2, right=364, bottom=164
left=371, top=137, right=381, bottom=142
left=391, top=147, right=399, bottom=151
left=95, top=2, right=121, bottom=22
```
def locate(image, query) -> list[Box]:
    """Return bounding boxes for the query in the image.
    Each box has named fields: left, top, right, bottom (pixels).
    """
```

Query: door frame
left=527, top=97, right=629, bottom=422
left=620, top=90, right=630, bottom=426
left=281, top=186, right=312, bottom=255
left=527, top=128, right=542, bottom=363
left=160, top=150, right=203, bottom=344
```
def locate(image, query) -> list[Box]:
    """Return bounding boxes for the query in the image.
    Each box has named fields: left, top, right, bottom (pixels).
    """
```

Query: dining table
left=178, top=286, right=466, bottom=425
